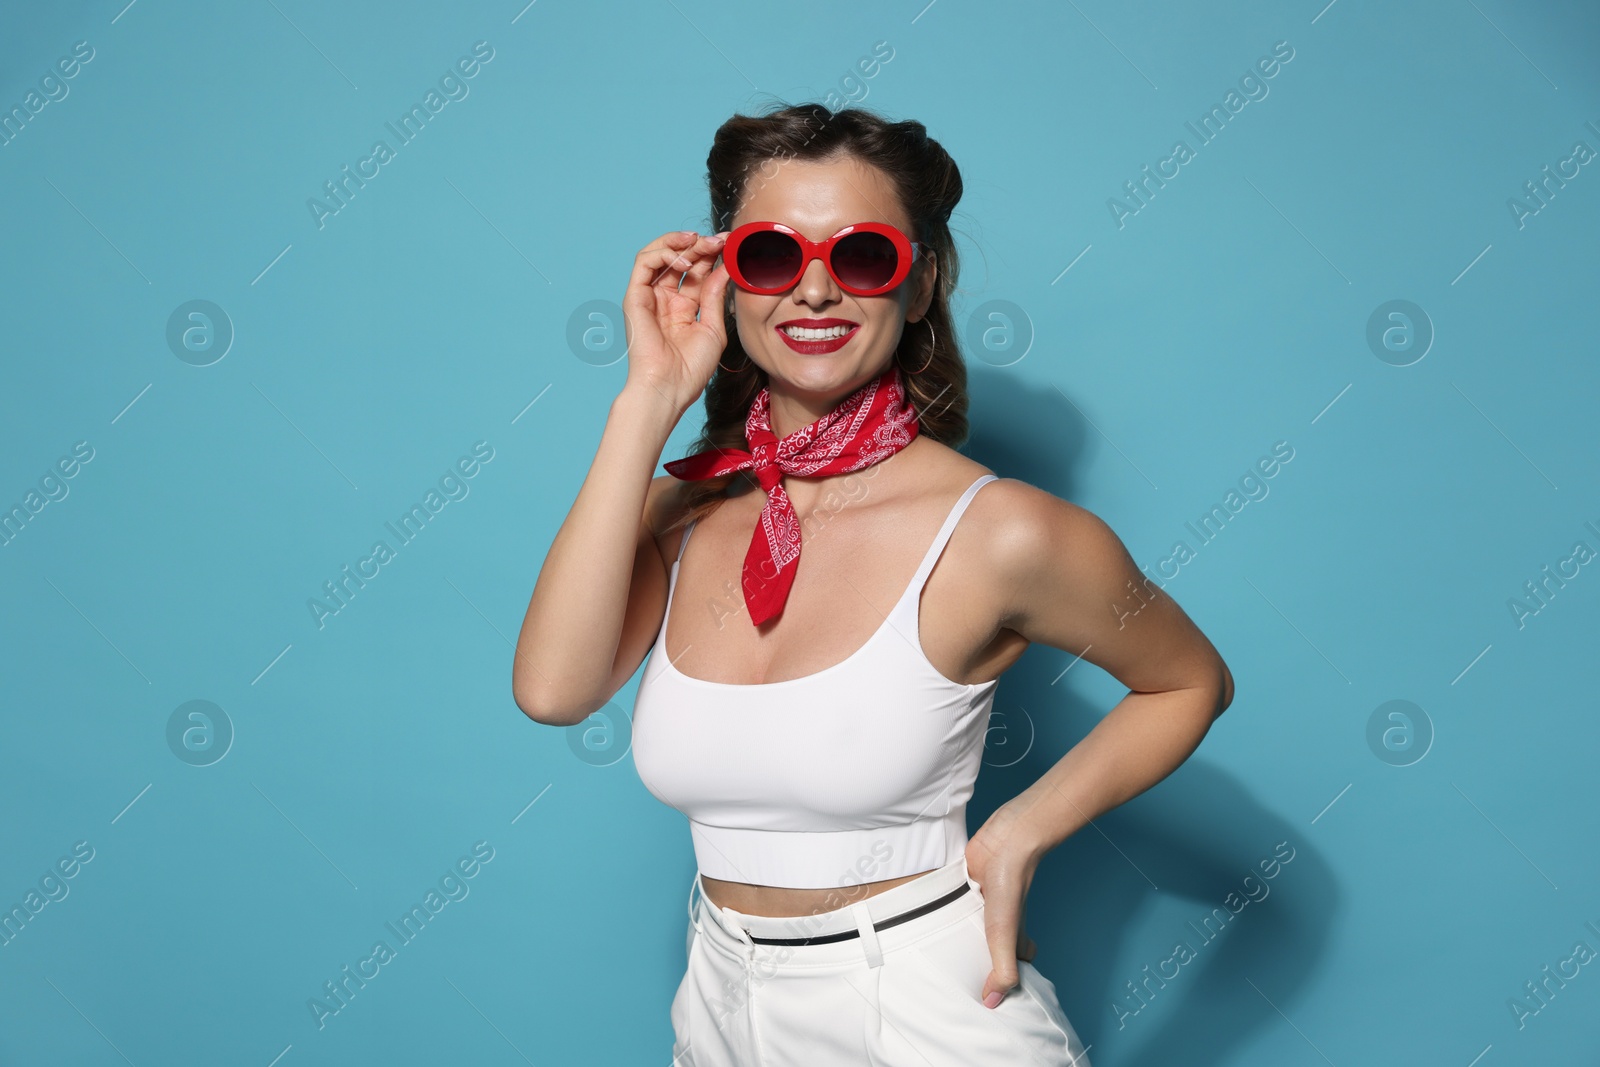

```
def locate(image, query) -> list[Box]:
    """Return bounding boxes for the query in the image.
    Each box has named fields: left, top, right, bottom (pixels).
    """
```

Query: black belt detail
left=746, top=881, right=970, bottom=946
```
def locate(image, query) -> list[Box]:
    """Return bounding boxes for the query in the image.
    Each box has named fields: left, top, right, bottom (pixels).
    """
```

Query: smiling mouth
left=774, top=322, right=860, bottom=354
left=779, top=324, right=855, bottom=340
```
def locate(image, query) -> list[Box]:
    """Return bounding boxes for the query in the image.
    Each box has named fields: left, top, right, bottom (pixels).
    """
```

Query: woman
left=513, top=104, right=1233, bottom=1066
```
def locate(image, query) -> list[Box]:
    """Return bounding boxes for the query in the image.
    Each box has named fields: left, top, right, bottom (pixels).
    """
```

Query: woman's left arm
left=966, top=485, right=1234, bottom=1009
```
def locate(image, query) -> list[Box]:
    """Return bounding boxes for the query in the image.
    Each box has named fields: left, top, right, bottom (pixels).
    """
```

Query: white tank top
left=631, top=473, right=1002, bottom=889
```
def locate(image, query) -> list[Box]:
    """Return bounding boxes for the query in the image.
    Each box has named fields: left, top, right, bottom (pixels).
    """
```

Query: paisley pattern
left=663, top=364, right=920, bottom=625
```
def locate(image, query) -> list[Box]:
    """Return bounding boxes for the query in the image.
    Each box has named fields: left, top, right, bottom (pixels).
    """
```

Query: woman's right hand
left=621, top=230, right=733, bottom=413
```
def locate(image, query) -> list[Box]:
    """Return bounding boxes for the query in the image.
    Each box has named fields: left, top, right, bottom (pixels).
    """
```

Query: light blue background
left=2, top=1, right=1597, bottom=1064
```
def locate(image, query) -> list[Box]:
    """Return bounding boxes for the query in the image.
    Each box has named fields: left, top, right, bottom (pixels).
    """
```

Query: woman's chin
left=764, top=355, right=888, bottom=394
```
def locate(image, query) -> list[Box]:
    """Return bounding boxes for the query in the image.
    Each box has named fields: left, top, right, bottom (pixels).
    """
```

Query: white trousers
left=669, top=853, right=1092, bottom=1066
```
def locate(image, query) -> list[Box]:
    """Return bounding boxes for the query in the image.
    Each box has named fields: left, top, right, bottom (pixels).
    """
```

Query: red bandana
left=664, top=363, right=920, bottom=625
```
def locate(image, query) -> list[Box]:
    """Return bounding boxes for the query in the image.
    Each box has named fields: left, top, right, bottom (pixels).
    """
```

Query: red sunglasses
left=722, top=221, right=928, bottom=297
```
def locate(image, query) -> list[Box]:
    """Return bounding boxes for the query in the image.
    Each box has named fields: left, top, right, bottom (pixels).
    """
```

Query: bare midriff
left=699, top=869, right=934, bottom=918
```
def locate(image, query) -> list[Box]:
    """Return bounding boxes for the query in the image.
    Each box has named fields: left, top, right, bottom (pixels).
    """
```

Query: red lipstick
left=775, top=317, right=860, bottom=355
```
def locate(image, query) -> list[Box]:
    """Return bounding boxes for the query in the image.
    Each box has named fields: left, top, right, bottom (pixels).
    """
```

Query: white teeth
left=782, top=325, right=852, bottom=340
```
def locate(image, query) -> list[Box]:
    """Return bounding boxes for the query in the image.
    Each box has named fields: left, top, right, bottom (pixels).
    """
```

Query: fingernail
left=983, top=990, right=1003, bottom=1009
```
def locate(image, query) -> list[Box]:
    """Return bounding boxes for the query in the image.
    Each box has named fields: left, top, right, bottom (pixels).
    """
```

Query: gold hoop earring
left=901, top=319, right=936, bottom=374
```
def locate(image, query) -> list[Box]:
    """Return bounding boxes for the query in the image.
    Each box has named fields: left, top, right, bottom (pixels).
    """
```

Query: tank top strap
left=899, top=473, right=999, bottom=605
left=674, top=518, right=697, bottom=566
left=659, top=518, right=697, bottom=639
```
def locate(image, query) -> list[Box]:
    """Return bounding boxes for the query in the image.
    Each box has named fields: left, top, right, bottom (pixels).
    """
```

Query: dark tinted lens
left=831, top=231, right=900, bottom=291
left=736, top=230, right=803, bottom=289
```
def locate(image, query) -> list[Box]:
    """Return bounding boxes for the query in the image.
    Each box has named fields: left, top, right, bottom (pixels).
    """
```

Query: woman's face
left=725, top=155, right=936, bottom=417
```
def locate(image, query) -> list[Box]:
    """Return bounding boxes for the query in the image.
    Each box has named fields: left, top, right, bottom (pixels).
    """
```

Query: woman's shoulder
left=956, top=468, right=1125, bottom=611
left=902, top=448, right=1124, bottom=637
left=910, top=444, right=1110, bottom=578
left=646, top=472, right=686, bottom=519
left=902, top=439, right=1032, bottom=519
left=644, top=475, right=689, bottom=559
left=646, top=474, right=729, bottom=560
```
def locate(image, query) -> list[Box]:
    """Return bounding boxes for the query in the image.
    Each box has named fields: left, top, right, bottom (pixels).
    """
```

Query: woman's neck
left=762, top=375, right=874, bottom=438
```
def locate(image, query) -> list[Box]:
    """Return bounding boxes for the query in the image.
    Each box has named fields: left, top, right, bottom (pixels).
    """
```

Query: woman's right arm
left=511, top=229, right=730, bottom=725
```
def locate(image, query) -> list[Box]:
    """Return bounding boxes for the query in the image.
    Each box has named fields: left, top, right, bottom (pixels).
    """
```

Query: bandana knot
left=663, top=363, right=920, bottom=625
left=750, top=442, right=782, bottom=494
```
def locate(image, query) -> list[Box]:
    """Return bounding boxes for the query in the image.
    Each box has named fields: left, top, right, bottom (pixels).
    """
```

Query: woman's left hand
left=964, top=803, right=1046, bottom=1008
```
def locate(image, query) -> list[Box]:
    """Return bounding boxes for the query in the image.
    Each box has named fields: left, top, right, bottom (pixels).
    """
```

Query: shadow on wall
left=963, top=371, right=1337, bottom=1067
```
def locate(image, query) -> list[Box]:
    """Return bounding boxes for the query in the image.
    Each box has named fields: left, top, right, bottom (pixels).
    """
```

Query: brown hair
left=662, top=102, right=969, bottom=535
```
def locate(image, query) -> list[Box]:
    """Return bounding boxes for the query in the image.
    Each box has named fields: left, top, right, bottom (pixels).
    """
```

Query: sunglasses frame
left=722, top=220, right=928, bottom=297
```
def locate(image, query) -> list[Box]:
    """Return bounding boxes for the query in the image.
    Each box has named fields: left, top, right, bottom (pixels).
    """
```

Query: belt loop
left=850, top=901, right=884, bottom=968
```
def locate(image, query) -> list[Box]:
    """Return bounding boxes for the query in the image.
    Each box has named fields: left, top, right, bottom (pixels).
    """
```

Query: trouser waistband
left=687, top=852, right=975, bottom=948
